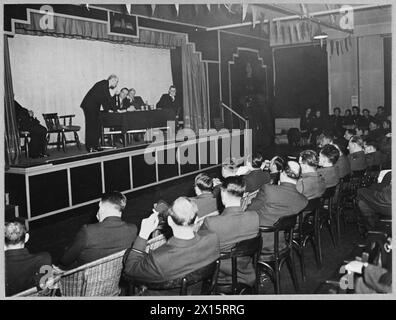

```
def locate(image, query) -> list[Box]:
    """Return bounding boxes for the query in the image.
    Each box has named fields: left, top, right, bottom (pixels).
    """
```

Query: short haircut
left=345, top=128, right=356, bottom=136
left=128, top=88, right=136, bottom=93
left=364, top=139, right=377, bottom=150
left=334, top=107, right=341, bottom=113
left=272, top=156, right=285, bottom=172
left=350, top=135, right=364, bottom=148
left=221, top=176, right=246, bottom=198
left=101, top=191, right=126, bottom=211
left=320, top=144, right=340, bottom=165
left=169, top=197, right=197, bottom=226
left=107, top=74, right=118, bottom=81
left=299, top=150, right=319, bottom=168
left=194, top=173, right=213, bottom=192
left=369, top=119, right=379, bottom=126
left=251, top=152, right=264, bottom=169
left=383, top=120, right=391, bottom=128
left=362, top=109, right=370, bottom=114
left=352, top=106, right=360, bottom=112
left=5, top=219, right=27, bottom=245
left=321, top=131, right=334, bottom=142
left=121, top=87, right=129, bottom=92
left=169, top=85, right=176, bottom=90
left=283, top=160, right=301, bottom=180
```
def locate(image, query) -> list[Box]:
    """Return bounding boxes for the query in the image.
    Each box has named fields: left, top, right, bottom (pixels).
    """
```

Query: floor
left=21, top=142, right=363, bottom=295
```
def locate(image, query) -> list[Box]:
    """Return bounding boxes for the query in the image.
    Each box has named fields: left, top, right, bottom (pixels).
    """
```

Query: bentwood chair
left=217, top=235, right=262, bottom=294
left=293, top=197, right=322, bottom=281
left=126, top=260, right=220, bottom=296
left=319, top=186, right=338, bottom=250
left=258, top=214, right=300, bottom=294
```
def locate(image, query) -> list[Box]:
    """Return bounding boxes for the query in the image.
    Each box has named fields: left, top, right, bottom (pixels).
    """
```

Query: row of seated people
left=5, top=144, right=391, bottom=296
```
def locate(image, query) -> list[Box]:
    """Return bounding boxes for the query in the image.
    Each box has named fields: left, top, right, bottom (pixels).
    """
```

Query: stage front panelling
left=5, top=131, right=246, bottom=226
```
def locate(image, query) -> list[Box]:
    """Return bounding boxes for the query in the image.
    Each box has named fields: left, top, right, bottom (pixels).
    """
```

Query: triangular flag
left=345, top=38, right=349, bottom=51
left=330, top=40, right=334, bottom=55
left=242, top=4, right=248, bottom=22
left=289, top=23, right=295, bottom=43
left=340, top=40, right=344, bottom=54
left=151, top=4, right=156, bottom=15
left=348, top=36, right=352, bottom=47
left=126, top=4, right=132, bottom=15
left=252, top=6, right=257, bottom=28
left=206, top=4, right=211, bottom=12
left=336, top=41, right=340, bottom=56
left=175, top=4, right=179, bottom=16
left=295, top=22, right=301, bottom=41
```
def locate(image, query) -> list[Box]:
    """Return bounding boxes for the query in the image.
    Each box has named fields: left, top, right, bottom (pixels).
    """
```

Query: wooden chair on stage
left=19, top=130, right=30, bottom=158
left=42, top=113, right=81, bottom=152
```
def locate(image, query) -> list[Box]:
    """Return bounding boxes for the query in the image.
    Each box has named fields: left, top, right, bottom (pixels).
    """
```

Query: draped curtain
left=13, top=11, right=209, bottom=132
left=182, top=44, right=208, bottom=130
left=4, top=35, right=20, bottom=168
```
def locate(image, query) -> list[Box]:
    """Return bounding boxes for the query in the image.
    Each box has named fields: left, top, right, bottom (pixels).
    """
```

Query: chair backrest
left=59, top=250, right=125, bottom=296
left=131, top=259, right=220, bottom=295
left=42, top=113, right=61, bottom=131
left=260, top=214, right=298, bottom=256
left=322, top=186, right=337, bottom=200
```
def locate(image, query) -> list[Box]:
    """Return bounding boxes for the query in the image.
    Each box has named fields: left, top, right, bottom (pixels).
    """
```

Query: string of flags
left=327, top=36, right=353, bottom=56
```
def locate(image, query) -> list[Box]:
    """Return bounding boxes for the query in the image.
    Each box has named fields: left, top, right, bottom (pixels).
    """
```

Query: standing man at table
left=80, top=75, right=118, bottom=152
left=156, top=85, right=182, bottom=125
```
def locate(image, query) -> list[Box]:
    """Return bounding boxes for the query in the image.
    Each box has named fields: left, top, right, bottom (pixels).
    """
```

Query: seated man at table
left=5, top=218, right=52, bottom=296
left=113, top=87, right=129, bottom=111
left=318, top=144, right=340, bottom=188
left=59, top=191, right=137, bottom=269
left=156, top=85, right=182, bottom=121
left=248, top=160, right=308, bottom=251
left=126, top=88, right=145, bottom=111
left=123, top=197, right=220, bottom=295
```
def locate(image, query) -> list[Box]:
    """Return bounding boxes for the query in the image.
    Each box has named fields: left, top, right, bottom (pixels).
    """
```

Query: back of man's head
left=251, top=152, right=264, bottom=169
left=221, top=176, right=246, bottom=199
left=282, top=160, right=301, bottom=182
left=299, top=150, right=319, bottom=169
left=5, top=219, right=27, bottom=247
left=169, top=197, right=197, bottom=227
left=320, top=144, right=340, bottom=165
left=100, top=191, right=126, bottom=213
left=194, top=173, right=213, bottom=192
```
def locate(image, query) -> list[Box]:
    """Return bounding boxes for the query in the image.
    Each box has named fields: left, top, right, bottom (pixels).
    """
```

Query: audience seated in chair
left=356, top=171, right=391, bottom=231
left=248, top=160, right=308, bottom=251
left=241, top=152, right=271, bottom=193
left=59, top=192, right=137, bottom=269
left=190, top=173, right=218, bottom=219
left=200, top=176, right=259, bottom=289
left=296, top=150, right=326, bottom=200
left=14, top=100, right=48, bottom=158
left=348, top=136, right=368, bottom=172
left=5, top=218, right=52, bottom=296
left=123, top=197, right=220, bottom=295
left=364, top=139, right=384, bottom=168
left=317, top=144, right=340, bottom=188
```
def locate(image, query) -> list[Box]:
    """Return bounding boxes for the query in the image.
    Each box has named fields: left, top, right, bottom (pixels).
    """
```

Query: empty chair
left=258, top=214, right=299, bottom=294
left=127, top=260, right=220, bottom=296
left=42, top=113, right=81, bottom=152
left=217, top=235, right=262, bottom=294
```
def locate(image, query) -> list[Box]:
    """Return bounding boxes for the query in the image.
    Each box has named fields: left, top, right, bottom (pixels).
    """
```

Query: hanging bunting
left=194, top=4, right=200, bottom=16
left=280, top=23, right=286, bottom=43
left=126, top=4, right=132, bottom=15
left=252, top=5, right=258, bottom=28
left=300, top=21, right=306, bottom=39
left=344, top=38, right=349, bottom=51
left=289, top=23, right=295, bottom=43
left=242, top=3, right=248, bottom=22
left=276, top=20, right=281, bottom=43
left=340, top=40, right=344, bottom=54
left=336, top=40, right=340, bottom=56
left=348, top=35, right=352, bottom=47
left=151, top=4, right=156, bottom=15
left=175, top=4, right=179, bottom=16
left=295, top=22, right=301, bottom=41
left=270, top=20, right=276, bottom=45
left=330, top=40, right=334, bottom=55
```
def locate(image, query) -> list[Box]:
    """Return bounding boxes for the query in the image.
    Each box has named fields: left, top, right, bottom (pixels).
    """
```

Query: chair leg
left=309, top=237, right=322, bottom=269
left=74, top=132, right=81, bottom=149
left=57, top=133, right=61, bottom=151
left=298, top=246, right=306, bottom=282
left=274, top=261, right=281, bottom=294
left=316, top=225, right=323, bottom=267
left=286, top=255, right=299, bottom=293
left=25, top=136, right=29, bottom=158
left=325, top=220, right=337, bottom=249
left=61, top=132, right=67, bottom=152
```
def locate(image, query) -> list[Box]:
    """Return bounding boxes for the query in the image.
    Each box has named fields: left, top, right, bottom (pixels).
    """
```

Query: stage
left=5, top=130, right=247, bottom=227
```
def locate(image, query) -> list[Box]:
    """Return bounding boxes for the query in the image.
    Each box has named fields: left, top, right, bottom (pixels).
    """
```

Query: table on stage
left=100, top=109, right=175, bottom=146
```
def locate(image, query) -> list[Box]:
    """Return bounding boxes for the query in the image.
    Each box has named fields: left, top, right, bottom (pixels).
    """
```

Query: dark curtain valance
left=14, top=12, right=187, bottom=48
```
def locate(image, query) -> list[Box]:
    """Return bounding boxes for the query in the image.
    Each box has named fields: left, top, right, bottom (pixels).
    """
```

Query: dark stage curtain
left=4, top=35, right=21, bottom=168
left=384, top=37, right=391, bottom=115
left=170, top=47, right=183, bottom=116
left=273, top=44, right=328, bottom=118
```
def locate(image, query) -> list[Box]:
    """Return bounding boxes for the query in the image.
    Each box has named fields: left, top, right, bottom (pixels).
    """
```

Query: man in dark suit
left=125, top=88, right=145, bottom=110
left=190, top=173, right=218, bottom=218
left=59, top=191, right=137, bottom=269
left=248, top=160, right=308, bottom=251
left=243, top=152, right=271, bottom=193
left=202, top=176, right=259, bottom=288
left=318, top=144, right=340, bottom=188
left=123, top=197, right=220, bottom=295
left=347, top=135, right=367, bottom=172
left=156, top=85, right=181, bottom=120
left=80, top=75, right=118, bottom=152
left=296, top=150, right=326, bottom=200
left=113, top=87, right=129, bottom=111
left=14, top=100, right=48, bottom=158
left=5, top=218, right=52, bottom=296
